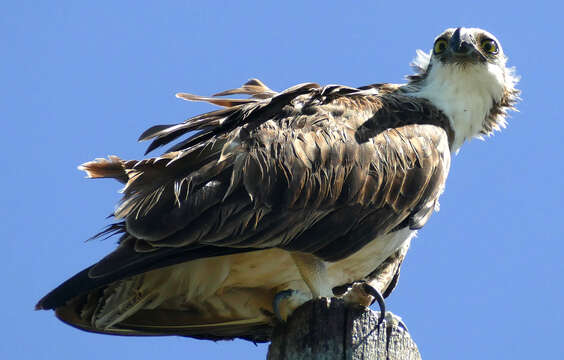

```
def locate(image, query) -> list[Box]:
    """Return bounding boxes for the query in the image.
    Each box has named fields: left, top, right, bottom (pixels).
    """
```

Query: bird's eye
left=480, top=39, right=498, bottom=54
left=434, top=38, right=448, bottom=54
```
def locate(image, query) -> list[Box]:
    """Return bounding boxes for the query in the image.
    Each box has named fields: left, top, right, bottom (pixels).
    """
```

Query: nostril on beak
left=455, top=41, right=473, bottom=54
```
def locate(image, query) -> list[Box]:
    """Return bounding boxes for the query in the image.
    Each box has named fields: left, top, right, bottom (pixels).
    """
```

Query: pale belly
left=153, top=227, right=417, bottom=320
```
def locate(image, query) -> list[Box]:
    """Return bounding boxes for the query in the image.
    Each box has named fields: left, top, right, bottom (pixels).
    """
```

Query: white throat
left=413, top=61, right=506, bottom=152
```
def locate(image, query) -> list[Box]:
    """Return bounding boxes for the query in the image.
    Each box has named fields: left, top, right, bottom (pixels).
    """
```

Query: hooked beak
left=449, top=28, right=475, bottom=55
left=445, top=27, right=486, bottom=62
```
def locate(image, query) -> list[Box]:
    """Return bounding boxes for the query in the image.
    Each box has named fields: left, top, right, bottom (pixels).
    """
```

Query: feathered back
left=38, top=78, right=453, bottom=342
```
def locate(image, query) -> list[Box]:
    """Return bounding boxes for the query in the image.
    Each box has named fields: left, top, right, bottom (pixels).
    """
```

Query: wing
left=37, top=79, right=452, bottom=340
left=116, top=81, right=451, bottom=257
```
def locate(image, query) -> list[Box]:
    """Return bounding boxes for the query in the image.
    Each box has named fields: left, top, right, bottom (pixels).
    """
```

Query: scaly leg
left=290, top=251, right=333, bottom=298
left=272, top=252, right=333, bottom=321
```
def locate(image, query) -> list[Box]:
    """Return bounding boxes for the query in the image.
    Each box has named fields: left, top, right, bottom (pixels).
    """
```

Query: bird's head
left=432, top=27, right=504, bottom=67
left=408, top=27, right=520, bottom=149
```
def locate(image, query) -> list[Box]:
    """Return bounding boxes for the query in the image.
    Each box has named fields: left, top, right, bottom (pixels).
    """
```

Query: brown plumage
left=37, top=27, right=519, bottom=342
left=37, top=79, right=451, bottom=341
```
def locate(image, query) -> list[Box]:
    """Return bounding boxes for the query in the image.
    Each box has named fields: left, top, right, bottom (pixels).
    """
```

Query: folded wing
left=37, top=79, right=452, bottom=341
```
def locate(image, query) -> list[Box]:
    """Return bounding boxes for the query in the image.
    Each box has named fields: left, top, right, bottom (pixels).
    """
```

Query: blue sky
left=4, top=1, right=563, bottom=359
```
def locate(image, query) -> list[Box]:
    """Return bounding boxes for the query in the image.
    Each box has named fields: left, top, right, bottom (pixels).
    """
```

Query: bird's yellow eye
left=481, top=39, right=498, bottom=54
left=434, top=38, right=448, bottom=54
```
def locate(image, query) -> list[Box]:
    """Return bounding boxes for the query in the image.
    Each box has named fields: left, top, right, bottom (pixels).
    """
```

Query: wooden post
left=267, top=298, right=421, bottom=360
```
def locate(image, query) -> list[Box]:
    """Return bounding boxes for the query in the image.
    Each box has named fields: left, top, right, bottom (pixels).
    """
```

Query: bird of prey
left=37, top=27, right=519, bottom=342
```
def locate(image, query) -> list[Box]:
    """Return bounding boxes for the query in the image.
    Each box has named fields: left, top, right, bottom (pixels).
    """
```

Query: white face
left=412, top=28, right=512, bottom=84
left=431, top=28, right=505, bottom=65
left=411, top=28, right=519, bottom=151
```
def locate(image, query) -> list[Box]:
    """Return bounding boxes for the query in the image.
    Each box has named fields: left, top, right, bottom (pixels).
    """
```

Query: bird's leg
left=272, top=252, right=333, bottom=321
left=290, top=251, right=333, bottom=298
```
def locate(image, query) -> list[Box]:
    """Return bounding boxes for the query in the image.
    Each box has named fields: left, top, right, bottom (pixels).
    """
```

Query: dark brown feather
left=37, top=79, right=453, bottom=341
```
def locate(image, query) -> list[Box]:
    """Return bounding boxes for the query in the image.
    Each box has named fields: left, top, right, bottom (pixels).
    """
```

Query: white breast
left=414, top=61, right=506, bottom=151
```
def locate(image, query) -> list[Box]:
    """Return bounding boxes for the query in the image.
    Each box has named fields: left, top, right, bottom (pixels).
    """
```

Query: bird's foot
left=383, top=311, right=408, bottom=332
left=340, top=281, right=386, bottom=325
left=272, top=289, right=310, bottom=321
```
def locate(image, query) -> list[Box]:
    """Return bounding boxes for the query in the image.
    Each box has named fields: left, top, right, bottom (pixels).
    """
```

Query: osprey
left=37, top=27, right=519, bottom=342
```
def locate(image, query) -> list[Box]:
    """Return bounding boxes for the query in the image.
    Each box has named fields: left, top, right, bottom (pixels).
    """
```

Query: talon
left=272, top=289, right=309, bottom=321
left=362, top=283, right=386, bottom=325
left=273, top=290, right=295, bottom=321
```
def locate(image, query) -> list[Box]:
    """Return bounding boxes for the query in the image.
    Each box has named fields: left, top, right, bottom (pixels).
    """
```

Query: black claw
left=362, top=283, right=386, bottom=325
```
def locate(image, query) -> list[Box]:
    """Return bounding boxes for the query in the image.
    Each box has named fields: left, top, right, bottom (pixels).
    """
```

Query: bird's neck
left=409, top=63, right=506, bottom=152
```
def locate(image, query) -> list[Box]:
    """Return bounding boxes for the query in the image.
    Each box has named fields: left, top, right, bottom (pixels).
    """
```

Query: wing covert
left=95, top=83, right=452, bottom=271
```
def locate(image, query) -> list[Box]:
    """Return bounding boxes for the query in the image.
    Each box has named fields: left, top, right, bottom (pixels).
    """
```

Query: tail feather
left=78, top=156, right=135, bottom=184
left=92, top=275, right=159, bottom=329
